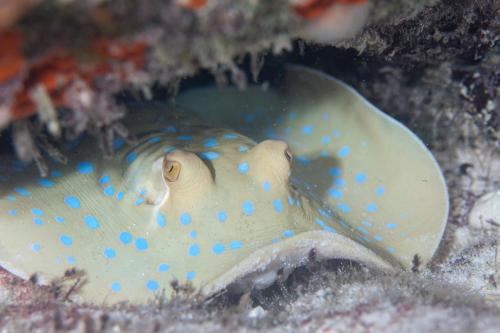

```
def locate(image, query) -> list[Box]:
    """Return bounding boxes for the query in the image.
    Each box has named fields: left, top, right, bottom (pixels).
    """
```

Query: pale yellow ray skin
left=0, top=109, right=391, bottom=304
left=177, top=65, right=449, bottom=268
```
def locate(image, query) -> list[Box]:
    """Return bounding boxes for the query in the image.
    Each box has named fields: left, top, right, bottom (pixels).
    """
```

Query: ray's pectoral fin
left=205, top=230, right=394, bottom=296
left=277, top=66, right=449, bottom=269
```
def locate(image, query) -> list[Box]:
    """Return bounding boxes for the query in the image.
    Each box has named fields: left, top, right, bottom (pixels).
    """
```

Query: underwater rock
left=0, top=66, right=448, bottom=304
left=469, top=191, right=500, bottom=232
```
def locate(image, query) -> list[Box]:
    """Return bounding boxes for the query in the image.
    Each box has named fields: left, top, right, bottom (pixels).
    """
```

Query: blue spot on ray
left=262, top=181, right=271, bottom=192
left=164, top=147, right=176, bottom=154
left=113, top=137, right=125, bottom=150
left=237, top=162, right=249, bottom=174
left=14, top=187, right=31, bottom=196
left=31, top=208, right=43, bottom=216
left=135, top=238, right=148, bottom=251
left=51, top=170, right=62, bottom=178
left=77, top=162, right=93, bottom=174
left=283, top=230, right=294, bottom=238
left=242, top=201, right=254, bottom=216
left=180, top=213, right=192, bottom=225
left=200, top=152, right=220, bottom=160
left=8, top=209, right=17, bottom=216
left=324, top=226, right=336, bottom=233
left=355, top=173, right=367, bottom=184
left=366, top=203, right=378, bottom=213
left=335, top=178, right=346, bottom=187
left=203, top=138, right=219, bottom=148
left=356, top=226, right=369, bottom=235
left=338, top=146, right=351, bottom=158
left=186, top=271, right=196, bottom=281
left=120, top=232, right=132, bottom=244
left=217, top=211, right=227, bottom=222
left=104, top=248, right=116, bottom=259
left=60, top=235, right=73, bottom=246
left=147, top=280, right=159, bottom=291
left=64, top=196, right=80, bottom=209
left=33, top=218, right=43, bottom=226
left=302, top=125, right=314, bottom=135
left=104, top=186, right=115, bottom=196
left=376, top=186, right=385, bottom=196
left=386, top=223, right=397, bottom=230
left=328, top=188, right=343, bottom=199
left=157, top=212, right=166, bottom=228
left=329, top=167, right=341, bottom=177
left=230, top=240, right=242, bottom=250
left=126, top=152, right=137, bottom=164
left=337, top=203, right=351, bottom=213
left=99, top=175, right=110, bottom=185
left=212, top=243, right=225, bottom=254
left=55, top=216, right=64, bottom=223
left=111, top=282, right=121, bottom=292
left=190, top=230, right=197, bottom=239
left=223, top=133, right=238, bottom=139
left=321, top=136, right=331, bottom=144
left=158, top=263, right=170, bottom=272
left=84, top=215, right=100, bottom=230
left=177, top=135, right=193, bottom=141
left=163, top=125, right=177, bottom=133
left=38, top=179, right=54, bottom=188
left=189, top=244, right=200, bottom=256
left=315, top=218, right=325, bottom=227
left=273, top=199, right=283, bottom=213
left=148, top=136, right=161, bottom=144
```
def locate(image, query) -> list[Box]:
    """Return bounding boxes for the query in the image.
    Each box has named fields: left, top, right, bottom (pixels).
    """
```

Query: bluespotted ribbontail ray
left=0, top=66, right=448, bottom=303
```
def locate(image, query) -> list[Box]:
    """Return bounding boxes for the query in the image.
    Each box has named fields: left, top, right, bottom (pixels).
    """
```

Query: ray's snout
left=247, top=140, right=293, bottom=185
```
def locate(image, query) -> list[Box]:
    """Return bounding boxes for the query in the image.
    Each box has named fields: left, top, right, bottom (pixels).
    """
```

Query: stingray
left=0, top=66, right=449, bottom=304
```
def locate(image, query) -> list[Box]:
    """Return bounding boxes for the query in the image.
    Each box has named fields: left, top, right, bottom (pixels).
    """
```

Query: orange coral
left=0, top=30, right=148, bottom=123
left=293, top=0, right=368, bottom=19
left=0, top=31, right=24, bottom=83
left=177, top=0, right=207, bottom=11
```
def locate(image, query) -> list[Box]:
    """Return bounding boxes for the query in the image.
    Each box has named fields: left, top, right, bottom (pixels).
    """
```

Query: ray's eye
left=285, top=149, right=293, bottom=164
left=163, top=159, right=181, bottom=182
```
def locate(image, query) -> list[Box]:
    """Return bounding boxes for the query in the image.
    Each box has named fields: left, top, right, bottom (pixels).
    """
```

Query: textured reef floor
left=0, top=0, right=499, bottom=332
